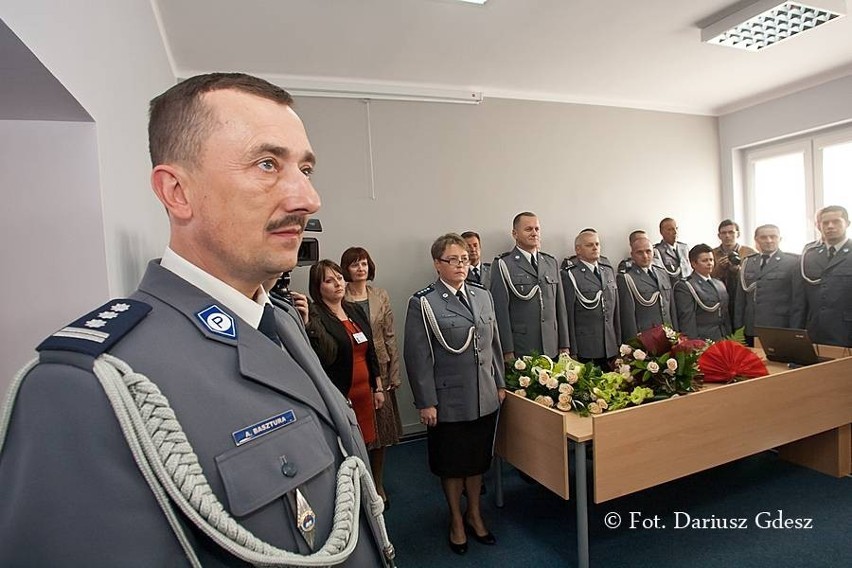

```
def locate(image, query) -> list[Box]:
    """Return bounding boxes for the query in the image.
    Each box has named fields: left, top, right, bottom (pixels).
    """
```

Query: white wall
left=1, top=0, right=176, bottom=296
left=718, top=74, right=852, bottom=223
left=289, top=96, right=721, bottom=433
left=0, top=121, right=108, bottom=388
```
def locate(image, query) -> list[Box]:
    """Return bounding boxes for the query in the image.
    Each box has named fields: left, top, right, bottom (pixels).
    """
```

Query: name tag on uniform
left=232, top=410, right=296, bottom=446
left=352, top=331, right=368, bottom=344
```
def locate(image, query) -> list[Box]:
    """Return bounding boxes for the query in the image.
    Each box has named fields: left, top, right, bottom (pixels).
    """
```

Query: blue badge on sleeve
left=37, top=299, right=152, bottom=357
left=232, top=410, right=297, bottom=446
left=196, top=305, right=237, bottom=339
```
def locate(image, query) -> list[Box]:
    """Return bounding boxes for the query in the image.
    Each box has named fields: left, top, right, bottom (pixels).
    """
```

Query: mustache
left=266, top=215, right=309, bottom=233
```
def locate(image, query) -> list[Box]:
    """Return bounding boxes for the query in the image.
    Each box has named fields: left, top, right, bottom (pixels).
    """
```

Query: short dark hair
left=817, top=205, right=849, bottom=223
left=148, top=73, right=294, bottom=168
left=430, top=233, right=469, bottom=260
left=512, top=212, right=537, bottom=229
left=340, top=247, right=376, bottom=281
left=628, top=230, right=647, bottom=244
left=308, top=259, right=344, bottom=306
left=688, top=243, right=713, bottom=263
left=754, top=224, right=780, bottom=238
left=717, top=219, right=740, bottom=232
left=460, top=231, right=481, bottom=242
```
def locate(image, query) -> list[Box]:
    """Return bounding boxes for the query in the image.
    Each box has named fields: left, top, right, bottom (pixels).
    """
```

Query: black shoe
left=448, top=536, right=468, bottom=555
left=464, top=521, right=497, bottom=545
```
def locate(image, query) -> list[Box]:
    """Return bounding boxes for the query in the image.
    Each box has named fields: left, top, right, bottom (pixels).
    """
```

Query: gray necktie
left=456, top=290, right=473, bottom=314
left=828, top=246, right=836, bottom=260
left=760, top=254, right=770, bottom=270
left=530, top=254, right=538, bottom=273
left=258, top=304, right=282, bottom=347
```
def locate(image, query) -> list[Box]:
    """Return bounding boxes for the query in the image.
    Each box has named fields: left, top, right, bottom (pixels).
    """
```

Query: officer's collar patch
left=37, top=299, right=151, bottom=357
left=196, top=305, right=237, bottom=339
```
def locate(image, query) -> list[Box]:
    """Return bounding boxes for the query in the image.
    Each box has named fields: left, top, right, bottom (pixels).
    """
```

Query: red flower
left=638, top=325, right=671, bottom=356
left=672, top=336, right=707, bottom=354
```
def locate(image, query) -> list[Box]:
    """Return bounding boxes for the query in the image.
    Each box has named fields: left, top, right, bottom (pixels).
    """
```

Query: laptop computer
left=755, top=326, right=834, bottom=366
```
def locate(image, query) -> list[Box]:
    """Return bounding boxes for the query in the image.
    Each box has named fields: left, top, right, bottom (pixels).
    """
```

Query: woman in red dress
left=305, top=260, right=384, bottom=445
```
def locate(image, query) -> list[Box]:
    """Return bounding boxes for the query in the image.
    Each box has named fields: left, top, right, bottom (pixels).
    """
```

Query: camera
left=269, top=218, right=323, bottom=307
left=727, top=251, right=741, bottom=266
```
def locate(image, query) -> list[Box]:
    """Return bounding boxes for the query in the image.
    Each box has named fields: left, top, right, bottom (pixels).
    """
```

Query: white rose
left=619, top=344, right=633, bottom=356
left=535, top=395, right=554, bottom=408
left=519, top=376, right=531, bottom=388
left=666, top=358, right=678, bottom=371
left=559, top=383, right=574, bottom=395
left=515, top=389, right=526, bottom=397
left=634, top=349, right=647, bottom=361
left=566, top=371, right=579, bottom=384
left=558, top=393, right=572, bottom=405
left=546, top=377, right=559, bottom=390
left=619, top=364, right=631, bottom=377
left=556, top=400, right=573, bottom=412
left=647, top=361, right=660, bottom=373
left=514, top=359, right=527, bottom=371
left=588, top=402, right=602, bottom=415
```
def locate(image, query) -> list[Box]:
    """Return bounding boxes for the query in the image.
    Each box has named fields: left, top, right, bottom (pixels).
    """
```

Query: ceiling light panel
left=702, top=0, right=846, bottom=51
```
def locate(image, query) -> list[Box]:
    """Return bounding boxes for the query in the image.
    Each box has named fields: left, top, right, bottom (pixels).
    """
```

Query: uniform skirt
left=427, top=410, right=499, bottom=478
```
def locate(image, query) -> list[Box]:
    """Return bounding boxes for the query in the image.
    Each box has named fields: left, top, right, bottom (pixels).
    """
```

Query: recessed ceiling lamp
left=701, top=0, right=846, bottom=51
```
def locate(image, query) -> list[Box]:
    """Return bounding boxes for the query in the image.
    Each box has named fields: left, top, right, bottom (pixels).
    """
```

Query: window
left=744, top=125, right=852, bottom=252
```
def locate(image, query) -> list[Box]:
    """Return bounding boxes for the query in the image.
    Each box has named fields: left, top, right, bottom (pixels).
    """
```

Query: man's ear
left=151, top=165, right=192, bottom=220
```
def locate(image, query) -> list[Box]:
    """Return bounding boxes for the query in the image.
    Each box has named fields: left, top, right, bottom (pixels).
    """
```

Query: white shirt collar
left=515, top=246, right=536, bottom=264
left=440, top=278, right=466, bottom=295
left=580, top=259, right=598, bottom=272
left=160, top=247, right=269, bottom=329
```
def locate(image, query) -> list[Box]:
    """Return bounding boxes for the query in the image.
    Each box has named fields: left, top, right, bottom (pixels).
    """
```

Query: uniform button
left=280, top=456, right=298, bottom=478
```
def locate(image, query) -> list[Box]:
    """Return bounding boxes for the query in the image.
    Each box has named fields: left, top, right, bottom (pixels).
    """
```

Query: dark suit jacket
left=0, top=261, right=384, bottom=566
left=674, top=273, right=731, bottom=341
left=734, top=250, right=804, bottom=336
left=306, top=301, right=381, bottom=396
left=798, top=239, right=852, bottom=347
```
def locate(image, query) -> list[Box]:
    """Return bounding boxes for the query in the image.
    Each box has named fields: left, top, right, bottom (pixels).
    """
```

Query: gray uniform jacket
left=798, top=239, right=852, bottom=347
left=654, top=240, right=693, bottom=284
left=617, top=264, right=677, bottom=341
left=466, top=262, right=491, bottom=289
left=561, top=259, right=620, bottom=360
left=734, top=250, right=804, bottom=336
left=490, top=247, right=570, bottom=357
left=0, top=261, right=385, bottom=567
left=403, top=280, right=505, bottom=423
left=674, top=273, right=732, bottom=341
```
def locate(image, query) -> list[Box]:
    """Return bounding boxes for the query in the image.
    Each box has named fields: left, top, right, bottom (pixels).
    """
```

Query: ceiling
left=155, top=0, right=852, bottom=116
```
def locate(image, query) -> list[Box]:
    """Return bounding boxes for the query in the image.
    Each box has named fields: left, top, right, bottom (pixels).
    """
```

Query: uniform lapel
left=467, top=286, right=482, bottom=322
left=513, top=247, right=538, bottom=278
left=438, top=281, right=475, bottom=323
left=825, top=240, right=850, bottom=271
left=760, top=253, right=782, bottom=278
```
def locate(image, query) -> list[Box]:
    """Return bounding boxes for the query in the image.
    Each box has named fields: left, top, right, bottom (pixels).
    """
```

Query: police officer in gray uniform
left=490, top=212, right=570, bottom=360
left=462, top=230, right=492, bottom=288
left=674, top=244, right=731, bottom=341
left=562, top=229, right=620, bottom=366
left=654, top=217, right=693, bottom=285
left=798, top=205, right=852, bottom=347
left=0, top=74, right=391, bottom=567
left=734, top=224, right=804, bottom=345
left=617, top=236, right=677, bottom=340
left=403, top=233, right=505, bottom=555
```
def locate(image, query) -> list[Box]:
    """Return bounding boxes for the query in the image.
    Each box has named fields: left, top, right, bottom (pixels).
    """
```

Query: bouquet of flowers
left=504, top=353, right=655, bottom=416
left=615, top=325, right=708, bottom=398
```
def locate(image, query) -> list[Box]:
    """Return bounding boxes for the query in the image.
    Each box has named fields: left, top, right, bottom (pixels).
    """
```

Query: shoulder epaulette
left=743, top=251, right=760, bottom=260
left=482, top=261, right=492, bottom=268
left=467, top=281, right=486, bottom=290
left=495, top=251, right=511, bottom=260
left=540, top=251, right=556, bottom=260
left=599, top=256, right=613, bottom=268
left=619, top=259, right=634, bottom=273
left=561, top=258, right=575, bottom=269
left=37, top=299, right=152, bottom=358
left=413, top=284, right=435, bottom=298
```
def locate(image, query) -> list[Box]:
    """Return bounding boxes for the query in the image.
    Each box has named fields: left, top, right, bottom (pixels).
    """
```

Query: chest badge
left=196, top=305, right=237, bottom=339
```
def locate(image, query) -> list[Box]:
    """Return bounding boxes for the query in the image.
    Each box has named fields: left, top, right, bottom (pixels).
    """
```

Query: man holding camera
left=711, top=219, right=756, bottom=323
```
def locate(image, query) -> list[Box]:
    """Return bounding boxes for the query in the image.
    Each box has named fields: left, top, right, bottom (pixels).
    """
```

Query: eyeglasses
left=438, top=257, right=471, bottom=267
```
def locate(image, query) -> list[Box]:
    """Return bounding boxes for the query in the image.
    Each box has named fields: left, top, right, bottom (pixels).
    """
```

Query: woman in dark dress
left=403, top=234, right=506, bottom=555
left=305, top=260, right=384, bottom=446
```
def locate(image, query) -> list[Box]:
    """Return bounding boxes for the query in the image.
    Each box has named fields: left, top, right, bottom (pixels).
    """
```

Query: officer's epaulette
left=482, top=261, right=492, bottom=268
left=561, top=258, right=575, bottom=269
left=540, top=251, right=556, bottom=260
left=495, top=251, right=511, bottom=259
left=599, top=256, right=613, bottom=268
left=743, top=251, right=761, bottom=260
left=413, top=284, right=435, bottom=298
left=619, top=260, right=634, bottom=273
left=37, top=299, right=152, bottom=358
left=467, top=280, right=487, bottom=290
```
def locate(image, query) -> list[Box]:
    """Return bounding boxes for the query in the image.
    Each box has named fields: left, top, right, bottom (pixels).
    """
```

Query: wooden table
left=494, top=345, right=852, bottom=567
